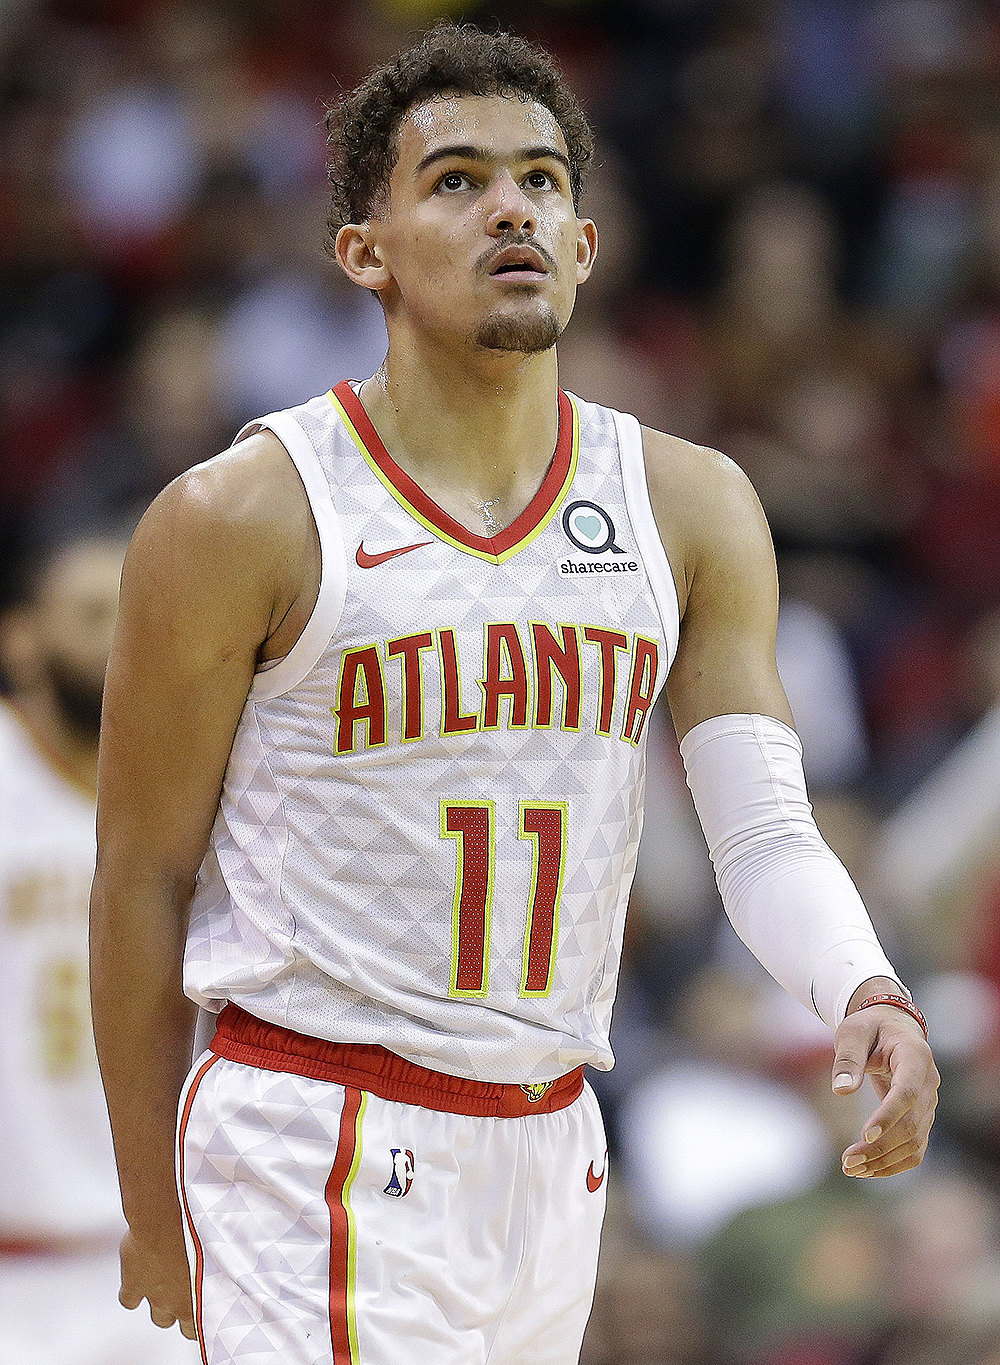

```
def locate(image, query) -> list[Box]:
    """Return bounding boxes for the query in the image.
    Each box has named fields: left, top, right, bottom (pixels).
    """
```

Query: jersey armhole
left=234, top=410, right=349, bottom=701
left=612, top=408, right=681, bottom=676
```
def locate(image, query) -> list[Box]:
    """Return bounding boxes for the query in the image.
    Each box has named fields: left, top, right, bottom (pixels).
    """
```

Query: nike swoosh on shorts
left=586, top=1154, right=607, bottom=1192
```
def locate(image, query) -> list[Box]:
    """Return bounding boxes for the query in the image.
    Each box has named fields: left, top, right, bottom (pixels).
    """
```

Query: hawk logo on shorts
left=519, top=1081, right=554, bottom=1103
left=383, top=1148, right=415, bottom=1198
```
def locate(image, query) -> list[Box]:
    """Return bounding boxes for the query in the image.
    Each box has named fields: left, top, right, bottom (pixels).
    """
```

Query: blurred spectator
left=615, top=967, right=841, bottom=1250
left=32, top=302, right=230, bottom=542
left=582, top=1184, right=708, bottom=1365
left=7, top=0, right=1000, bottom=1356
left=213, top=197, right=388, bottom=421
left=0, top=532, right=198, bottom=1363
left=701, top=1174, right=895, bottom=1364
left=776, top=597, right=869, bottom=790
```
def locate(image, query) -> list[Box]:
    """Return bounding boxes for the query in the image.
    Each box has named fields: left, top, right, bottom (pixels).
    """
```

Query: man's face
left=27, top=540, right=124, bottom=737
left=366, top=94, right=597, bottom=354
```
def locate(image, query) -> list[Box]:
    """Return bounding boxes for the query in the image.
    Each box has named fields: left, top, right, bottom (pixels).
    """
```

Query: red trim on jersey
left=210, top=1004, right=584, bottom=1118
left=176, top=1053, right=220, bottom=1364
left=333, top=380, right=574, bottom=555
left=326, top=1087, right=362, bottom=1364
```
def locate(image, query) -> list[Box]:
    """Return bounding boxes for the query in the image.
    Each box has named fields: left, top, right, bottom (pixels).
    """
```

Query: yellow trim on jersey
left=344, top=1091, right=367, bottom=1363
left=328, top=390, right=580, bottom=565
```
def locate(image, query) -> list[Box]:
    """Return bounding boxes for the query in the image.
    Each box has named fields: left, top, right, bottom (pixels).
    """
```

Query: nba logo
left=383, top=1148, right=415, bottom=1198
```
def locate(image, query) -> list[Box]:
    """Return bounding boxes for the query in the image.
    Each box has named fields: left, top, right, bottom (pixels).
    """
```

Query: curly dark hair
left=324, top=23, right=595, bottom=249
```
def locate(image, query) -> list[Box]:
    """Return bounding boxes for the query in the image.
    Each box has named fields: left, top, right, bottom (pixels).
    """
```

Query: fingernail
left=844, top=1153, right=866, bottom=1169
left=865, top=1125, right=882, bottom=1142
left=833, top=1073, right=855, bottom=1090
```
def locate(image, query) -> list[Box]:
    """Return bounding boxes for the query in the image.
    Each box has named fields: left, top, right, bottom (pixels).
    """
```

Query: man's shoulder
left=638, top=425, right=763, bottom=537
left=639, top=425, right=746, bottom=486
left=139, top=428, right=311, bottom=561
left=122, top=427, right=319, bottom=651
left=170, top=428, right=301, bottom=519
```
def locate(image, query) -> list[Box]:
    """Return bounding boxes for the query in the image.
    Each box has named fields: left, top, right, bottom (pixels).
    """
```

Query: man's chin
left=475, top=306, right=562, bottom=355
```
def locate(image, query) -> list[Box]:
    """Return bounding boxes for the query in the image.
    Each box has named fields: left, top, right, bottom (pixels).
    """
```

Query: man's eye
left=439, top=172, right=470, bottom=192
left=526, top=171, right=555, bottom=190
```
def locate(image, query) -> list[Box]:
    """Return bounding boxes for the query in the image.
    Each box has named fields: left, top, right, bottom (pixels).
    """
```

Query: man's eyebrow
left=414, top=143, right=572, bottom=177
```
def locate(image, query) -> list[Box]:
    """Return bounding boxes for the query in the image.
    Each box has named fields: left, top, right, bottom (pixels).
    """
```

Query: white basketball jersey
left=184, top=384, right=680, bottom=1083
left=0, top=703, right=124, bottom=1238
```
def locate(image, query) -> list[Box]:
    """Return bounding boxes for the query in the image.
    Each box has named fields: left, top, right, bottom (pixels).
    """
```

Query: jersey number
left=37, top=954, right=89, bottom=1079
left=441, top=800, right=567, bottom=999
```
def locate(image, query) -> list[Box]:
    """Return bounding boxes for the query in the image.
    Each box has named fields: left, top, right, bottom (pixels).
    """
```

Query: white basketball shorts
left=177, top=1007, right=608, bottom=1365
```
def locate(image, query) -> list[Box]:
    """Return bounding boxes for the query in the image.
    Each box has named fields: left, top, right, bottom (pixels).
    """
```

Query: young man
left=0, top=535, right=198, bottom=1364
left=91, top=24, right=939, bottom=1365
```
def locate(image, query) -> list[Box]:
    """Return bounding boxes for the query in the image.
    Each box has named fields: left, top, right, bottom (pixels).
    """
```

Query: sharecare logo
left=559, top=558, right=640, bottom=575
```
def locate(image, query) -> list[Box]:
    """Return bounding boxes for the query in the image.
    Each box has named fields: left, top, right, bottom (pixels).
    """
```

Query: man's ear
left=576, top=218, right=598, bottom=284
left=335, top=224, right=391, bottom=292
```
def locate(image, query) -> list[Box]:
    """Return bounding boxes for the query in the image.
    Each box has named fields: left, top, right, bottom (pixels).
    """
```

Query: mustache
left=475, top=235, right=558, bottom=277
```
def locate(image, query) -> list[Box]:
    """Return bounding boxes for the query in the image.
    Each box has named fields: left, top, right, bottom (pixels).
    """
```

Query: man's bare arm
left=643, top=428, right=939, bottom=1176
left=90, top=432, right=318, bottom=1335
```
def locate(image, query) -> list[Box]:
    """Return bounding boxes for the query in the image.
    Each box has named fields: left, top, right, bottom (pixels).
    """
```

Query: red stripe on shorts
left=176, top=1053, right=221, bottom=1364
left=326, top=1086, right=363, bottom=1364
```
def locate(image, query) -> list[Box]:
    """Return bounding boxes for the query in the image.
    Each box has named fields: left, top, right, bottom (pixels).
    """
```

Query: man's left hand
left=832, top=999, right=940, bottom=1178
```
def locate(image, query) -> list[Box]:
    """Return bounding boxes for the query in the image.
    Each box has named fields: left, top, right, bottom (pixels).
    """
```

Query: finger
left=832, top=1070, right=863, bottom=1094
left=857, top=1053, right=930, bottom=1141
left=842, top=1129, right=920, bottom=1173
left=845, top=1143, right=924, bottom=1178
left=856, top=1031, right=938, bottom=1130
left=842, top=1127, right=912, bottom=1164
left=119, top=1288, right=143, bottom=1311
left=831, top=1025, right=873, bottom=1094
left=847, top=1097, right=933, bottom=1167
left=150, top=1307, right=178, bottom=1330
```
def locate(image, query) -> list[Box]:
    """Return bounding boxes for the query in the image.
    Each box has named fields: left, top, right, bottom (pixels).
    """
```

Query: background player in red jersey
left=90, top=25, right=939, bottom=1362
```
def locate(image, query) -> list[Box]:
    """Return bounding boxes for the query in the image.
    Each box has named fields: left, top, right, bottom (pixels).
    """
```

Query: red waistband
left=210, top=1004, right=585, bottom=1119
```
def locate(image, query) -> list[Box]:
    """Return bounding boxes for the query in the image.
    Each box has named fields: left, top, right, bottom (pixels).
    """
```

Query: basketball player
left=0, top=535, right=198, bottom=1364
left=90, top=25, right=939, bottom=1365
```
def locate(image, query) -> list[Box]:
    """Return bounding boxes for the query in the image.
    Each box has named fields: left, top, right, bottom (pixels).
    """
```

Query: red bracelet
left=851, top=994, right=928, bottom=1039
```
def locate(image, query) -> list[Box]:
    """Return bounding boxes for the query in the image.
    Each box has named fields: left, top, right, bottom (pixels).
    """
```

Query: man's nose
left=485, top=171, right=536, bottom=237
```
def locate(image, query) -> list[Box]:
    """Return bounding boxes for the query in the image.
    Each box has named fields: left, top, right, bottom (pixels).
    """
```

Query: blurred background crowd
left=3, top=0, right=1000, bottom=1361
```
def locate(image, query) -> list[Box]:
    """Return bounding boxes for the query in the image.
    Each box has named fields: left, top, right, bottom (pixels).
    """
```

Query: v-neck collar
left=330, top=380, right=579, bottom=564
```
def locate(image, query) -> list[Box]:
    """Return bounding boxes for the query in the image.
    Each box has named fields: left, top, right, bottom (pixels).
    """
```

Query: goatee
left=475, top=306, right=561, bottom=354
left=47, top=660, right=105, bottom=742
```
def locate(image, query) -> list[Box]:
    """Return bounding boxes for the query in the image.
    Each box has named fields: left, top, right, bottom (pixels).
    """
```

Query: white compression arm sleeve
left=678, top=712, right=905, bottom=1028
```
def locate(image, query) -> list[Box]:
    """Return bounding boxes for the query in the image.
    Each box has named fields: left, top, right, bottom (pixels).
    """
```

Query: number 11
left=441, top=800, right=567, bottom=1000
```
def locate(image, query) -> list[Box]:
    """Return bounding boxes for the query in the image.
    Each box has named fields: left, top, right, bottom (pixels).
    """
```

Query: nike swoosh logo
left=587, top=1152, right=608, bottom=1193
left=356, top=540, right=433, bottom=568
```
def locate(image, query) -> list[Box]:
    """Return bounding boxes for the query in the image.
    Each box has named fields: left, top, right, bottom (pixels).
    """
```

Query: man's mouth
left=486, top=244, right=551, bottom=277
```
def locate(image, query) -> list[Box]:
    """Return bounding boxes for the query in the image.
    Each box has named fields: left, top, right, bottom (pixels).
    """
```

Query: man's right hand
left=120, top=1225, right=198, bottom=1340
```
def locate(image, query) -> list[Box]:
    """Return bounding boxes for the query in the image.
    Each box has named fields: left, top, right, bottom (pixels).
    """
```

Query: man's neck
left=357, top=342, right=561, bottom=536
left=10, top=689, right=99, bottom=797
